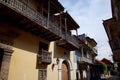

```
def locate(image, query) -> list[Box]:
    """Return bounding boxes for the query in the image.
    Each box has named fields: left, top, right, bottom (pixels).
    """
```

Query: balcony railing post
left=38, top=49, right=51, bottom=64
left=65, top=18, right=68, bottom=40
left=47, top=0, right=50, bottom=28
left=60, top=14, right=62, bottom=36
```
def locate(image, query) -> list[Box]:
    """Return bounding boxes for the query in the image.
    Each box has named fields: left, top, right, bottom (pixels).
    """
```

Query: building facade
left=103, top=0, right=120, bottom=62
left=71, top=34, right=97, bottom=80
left=0, top=0, right=81, bottom=80
left=0, top=0, right=98, bottom=80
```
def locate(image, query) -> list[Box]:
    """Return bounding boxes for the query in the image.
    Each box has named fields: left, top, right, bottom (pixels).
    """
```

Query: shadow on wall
left=53, top=42, right=70, bottom=59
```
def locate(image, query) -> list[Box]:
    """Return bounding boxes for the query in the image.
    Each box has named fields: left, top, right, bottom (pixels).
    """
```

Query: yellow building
left=0, top=0, right=81, bottom=80
left=71, top=34, right=97, bottom=80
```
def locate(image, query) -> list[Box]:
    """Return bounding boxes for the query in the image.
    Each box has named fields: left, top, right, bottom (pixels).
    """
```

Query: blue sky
left=59, top=0, right=113, bottom=61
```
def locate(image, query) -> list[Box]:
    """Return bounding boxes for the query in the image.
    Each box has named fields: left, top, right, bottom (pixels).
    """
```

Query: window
left=39, top=69, right=47, bottom=80
left=39, top=42, right=48, bottom=51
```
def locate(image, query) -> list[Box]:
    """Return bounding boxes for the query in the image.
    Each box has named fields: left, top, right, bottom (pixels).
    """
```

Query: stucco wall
left=1, top=22, right=74, bottom=80
left=7, top=25, right=48, bottom=80
left=47, top=42, right=70, bottom=80
left=70, top=51, right=77, bottom=80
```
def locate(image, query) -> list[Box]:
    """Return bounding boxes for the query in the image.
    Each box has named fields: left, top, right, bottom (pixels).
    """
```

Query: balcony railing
left=0, top=0, right=61, bottom=37
left=65, top=34, right=80, bottom=49
left=92, top=47, right=97, bottom=54
left=77, top=57, right=93, bottom=64
left=109, top=40, right=120, bottom=51
left=38, top=49, right=51, bottom=64
left=86, top=44, right=97, bottom=54
left=0, top=0, right=80, bottom=49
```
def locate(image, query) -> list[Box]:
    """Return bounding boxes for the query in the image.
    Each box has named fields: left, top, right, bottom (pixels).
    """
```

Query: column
left=80, top=69, right=83, bottom=80
left=58, top=69, right=62, bottom=80
left=65, top=18, right=67, bottom=39
left=81, top=47, right=84, bottom=57
left=0, top=48, right=13, bottom=80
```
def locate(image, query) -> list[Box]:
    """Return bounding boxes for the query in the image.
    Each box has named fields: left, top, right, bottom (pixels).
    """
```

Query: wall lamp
left=55, top=57, right=59, bottom=65
left=52, top=58, right=59, bottom=70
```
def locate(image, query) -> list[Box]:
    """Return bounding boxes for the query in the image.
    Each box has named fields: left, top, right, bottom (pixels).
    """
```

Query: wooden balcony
left=77, top=56, right=93, bottom=64
left=0, top=0, right=80, bottom=50
left=90, top=46, right=97, bottom=55
left=0, top=0, right=61, bottom=41
left=92, top=47, right=97, bottom=54
left=56, top=34, right=80, bottom=50
left=37, top=49, right=51, bottom=64
left=109, top=40, right=120, bottom=52
left=109, top=40, right=120, bottom=61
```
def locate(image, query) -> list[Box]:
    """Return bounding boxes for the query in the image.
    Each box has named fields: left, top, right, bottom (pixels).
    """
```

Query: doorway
left=62, top=61, right=69, bottom=80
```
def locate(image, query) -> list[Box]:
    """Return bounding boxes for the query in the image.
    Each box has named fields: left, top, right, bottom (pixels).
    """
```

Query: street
left=108, top=76, right=120, bottom=80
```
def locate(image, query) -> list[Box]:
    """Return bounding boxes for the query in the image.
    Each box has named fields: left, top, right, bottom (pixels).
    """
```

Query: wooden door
left=62, top=61, right=69, bottom=80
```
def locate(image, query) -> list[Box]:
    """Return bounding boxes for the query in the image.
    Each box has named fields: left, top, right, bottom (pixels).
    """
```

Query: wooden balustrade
left=0, top=0, right=61, bottom=37
left=77, top=57, right=93, bottom=64
left=109, top=40, right=120, bottom=51
left=38, top=49, right=51, bottom=64
left=92, top=47, right=97, bottom=54
left=0, top=0, right=80, bottom=50
left=65, top=34, right=79, bottom=49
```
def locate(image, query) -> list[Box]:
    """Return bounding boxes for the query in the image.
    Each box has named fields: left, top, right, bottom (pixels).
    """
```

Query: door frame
left=58, top=56, right=72, bottom=80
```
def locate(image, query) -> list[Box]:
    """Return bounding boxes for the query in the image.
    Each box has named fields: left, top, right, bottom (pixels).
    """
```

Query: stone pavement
left=108, top=71, right=120, bottom=80
left=108, top=75, right=120, bottom=80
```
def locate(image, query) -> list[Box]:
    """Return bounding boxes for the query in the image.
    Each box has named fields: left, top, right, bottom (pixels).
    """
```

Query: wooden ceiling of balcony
left=103, top=18, right=120, bottom=40
left=0, top=3, right=61, bottom=41
left=113, top=52, right=120, bottom=62
left=56, top=40, right=78, bottom=51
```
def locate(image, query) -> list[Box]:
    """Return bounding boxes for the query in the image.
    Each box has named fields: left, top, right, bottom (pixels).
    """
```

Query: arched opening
left=58, top=56, right=72, bottom=80
left=62, top=61, right=69, bottom=80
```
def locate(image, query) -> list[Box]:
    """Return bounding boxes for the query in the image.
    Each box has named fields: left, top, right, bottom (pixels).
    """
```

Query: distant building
left=103, top=0, right=120, bottom=62
left=71, top=34, right=97, bottom=80
left=101, top=58, right=113, bottom=66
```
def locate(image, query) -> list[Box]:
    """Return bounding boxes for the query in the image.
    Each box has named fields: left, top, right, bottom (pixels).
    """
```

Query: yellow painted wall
left=70, top=51, right=76, bottom=80
left=47, top=42, right=70, bottom=80
left=1, top=22, right=74, bottom=80
left=7, top=26, right=48, bottom=80
left=1, top=1, right=76, bottom=79
left=8, top=30, right=39, bottom=80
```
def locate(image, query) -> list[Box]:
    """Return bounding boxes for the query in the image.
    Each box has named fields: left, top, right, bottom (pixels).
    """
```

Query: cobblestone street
left=101, top=71, right=120, bottom=80
left=108, top=75, right=120, bottom=80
